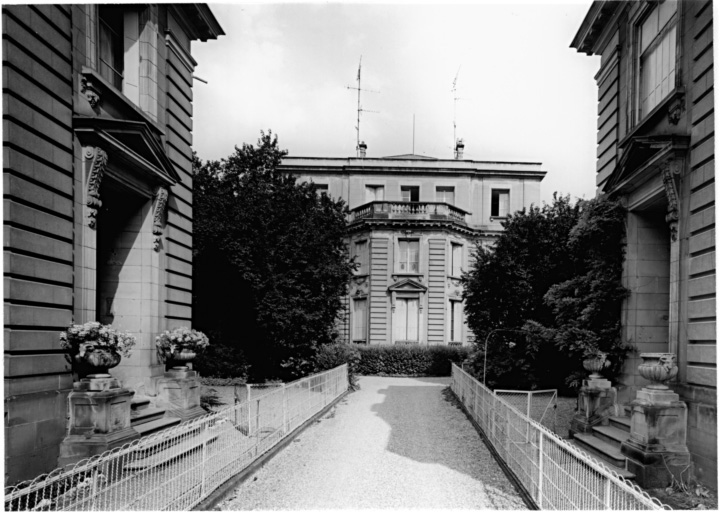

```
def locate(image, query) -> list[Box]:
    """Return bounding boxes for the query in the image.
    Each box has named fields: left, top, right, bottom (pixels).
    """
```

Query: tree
left=193, top=132, right=355, bottom=381
left=463, top=194, right=629, bottom=391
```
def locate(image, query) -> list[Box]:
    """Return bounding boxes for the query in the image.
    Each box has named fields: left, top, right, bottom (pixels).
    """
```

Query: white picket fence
left=450, top=364, right=669, bottom=510
left=4, top=364, right=349, bottom=511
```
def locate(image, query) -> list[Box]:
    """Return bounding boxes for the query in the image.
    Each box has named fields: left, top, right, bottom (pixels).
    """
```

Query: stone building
left=572, top=0, right=716, bottom=486
left=279, top=144, right=545, bottom=346
left=3, top=4, right=223, bottom=484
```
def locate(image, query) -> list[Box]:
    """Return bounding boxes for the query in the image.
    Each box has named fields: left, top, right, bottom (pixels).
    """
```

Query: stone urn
left=638, top=352, right=678, bottom=390
left=583, top=353, right=608, bottom=380
left=75, top=346, right=121, bottom=378
left=169, top=348, right=196, bottom=369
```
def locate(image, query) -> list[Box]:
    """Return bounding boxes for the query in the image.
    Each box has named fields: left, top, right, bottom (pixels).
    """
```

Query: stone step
left=608, top=415, right=631, bottom=433
left=130, top=396, right=151, bottom=411
left=592, top=424, right=630, bottom=449
left=133, top=416, right=182, bottom=438
left=570, top=439, right=636, bottom=481
left=124, top=429, right=220, bottom=471
left=573, top=433, right=627, bottom=468
left=130, top=406, right=166, bottom=426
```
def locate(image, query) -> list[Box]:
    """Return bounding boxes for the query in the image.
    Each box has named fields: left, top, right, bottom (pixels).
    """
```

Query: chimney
left=454, top=139, right=464, bottom=160
left=358, top=141, right=367, bottom=158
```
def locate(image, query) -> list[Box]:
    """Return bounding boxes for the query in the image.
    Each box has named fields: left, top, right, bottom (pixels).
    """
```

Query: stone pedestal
left=621, top=387, right=693, bottom=487
left=155, top=367, right=205, bottom=422
left=58, top=376, right=140, bottom=468
left=570, top=379, right=618, bottom=437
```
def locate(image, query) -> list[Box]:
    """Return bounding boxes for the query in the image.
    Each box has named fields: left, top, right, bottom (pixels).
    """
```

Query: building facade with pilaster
left=572, top=0, right=716, bottom=486
left=279, top=144, right=545, bottom=347
left=3, top=4, right=223, bottom=484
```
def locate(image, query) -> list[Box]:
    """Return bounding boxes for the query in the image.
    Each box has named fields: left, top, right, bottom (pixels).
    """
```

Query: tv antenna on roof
left=346, top=56, right=379, bottom=157
left=452, top=65, right=462, bottom=153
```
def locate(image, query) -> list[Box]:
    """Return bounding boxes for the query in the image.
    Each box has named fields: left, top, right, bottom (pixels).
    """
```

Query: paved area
left=220, top=376, right=527, bottom=510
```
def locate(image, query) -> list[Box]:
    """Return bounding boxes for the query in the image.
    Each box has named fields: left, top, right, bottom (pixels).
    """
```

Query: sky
left=191, top=2, right=602, bottom=204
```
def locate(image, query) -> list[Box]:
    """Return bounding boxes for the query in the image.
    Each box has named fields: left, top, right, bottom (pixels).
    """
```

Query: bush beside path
left=219, top=376, right=527, bottom=510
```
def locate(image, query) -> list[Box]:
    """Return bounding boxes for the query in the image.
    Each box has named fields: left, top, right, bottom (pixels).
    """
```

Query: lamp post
left=482, top=328, right=527, bottom=387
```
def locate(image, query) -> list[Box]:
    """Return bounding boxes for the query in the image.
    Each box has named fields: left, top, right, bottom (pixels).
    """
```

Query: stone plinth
left=621, top=388, right=693, bottom=488
left=570, top=382, right=617, bottom=437
left=155, top=367, right=205, bottom=422
left=58, top=378, right=139, bottom=469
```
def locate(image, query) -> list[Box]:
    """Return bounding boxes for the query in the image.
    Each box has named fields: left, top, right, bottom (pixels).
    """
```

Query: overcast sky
left=191, top=2, right=601, bottom=203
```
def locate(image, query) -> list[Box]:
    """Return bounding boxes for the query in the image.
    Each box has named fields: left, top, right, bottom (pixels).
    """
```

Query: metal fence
left=450, top=364, right=668, bottom=510
left=494, top=389, right=557, bottom=433
left=5, top=364, right=349, bottom=511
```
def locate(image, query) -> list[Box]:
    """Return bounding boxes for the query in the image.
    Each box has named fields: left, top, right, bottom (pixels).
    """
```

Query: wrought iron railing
left=350, top=201, right=468, bottom=223
left=450, top=364, right=669, bottom=510
left=4, top=365, right=349, bottom=511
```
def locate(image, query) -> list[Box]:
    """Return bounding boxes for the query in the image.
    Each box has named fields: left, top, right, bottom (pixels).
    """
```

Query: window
left=353, top=298, right=367, bottom=342
left=401, top=186, right=419, bottom=202
left=491, top=189, right=510, bottom=217
left=394, top=298, right=419, bottom=342
left=97, top=6, right=140, bottom=105
left=355, top=240, right=368, bottom=274
left=638, top=0, right=677, bottom=119
left=366, top=185, right=384, bottom=202
left=450, top=300, right=463, bottom=343
left=315, top=184, right=328, bottom=195
left=451, top=243, right=462, bottom=276
left=398, top=240, right=419, bottom=273
left=436, top=186, right=455, bottom=205
left=98, top=6, right=124, bottom=89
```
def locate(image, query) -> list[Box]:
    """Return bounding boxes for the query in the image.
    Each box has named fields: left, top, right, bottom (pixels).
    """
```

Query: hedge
left=356, top=344, right=471, bottom=376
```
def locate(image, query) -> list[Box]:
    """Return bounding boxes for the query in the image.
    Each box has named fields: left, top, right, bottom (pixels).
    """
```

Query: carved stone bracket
left=152, top=187, right=169, bottom=251
left=661, top=160, right=682, bottom=241
left=80, top=75, right=101, bottom=108
left=668, top=93, right=684, bottom=125
left=85, top=147, right=107, bottom=228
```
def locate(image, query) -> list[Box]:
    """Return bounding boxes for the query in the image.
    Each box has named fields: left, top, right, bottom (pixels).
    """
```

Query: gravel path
left=220, top=376, right=527, bottom=510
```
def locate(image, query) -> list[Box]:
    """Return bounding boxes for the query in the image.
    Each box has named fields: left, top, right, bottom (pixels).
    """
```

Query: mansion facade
left=280, top=147, right=545, bottom=346
left=572, top=0, right=716, bottom=485
left=3, top=4, right=223, bottom=484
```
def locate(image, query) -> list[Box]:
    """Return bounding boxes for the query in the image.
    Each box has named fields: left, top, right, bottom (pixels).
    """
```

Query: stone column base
left=155, top=367, right=206, bottom=422
left=58, top=380, right=140, bottom=469
left=569, top=383, right=617, bottom=438
left=620, top=389, right=693, bottom=488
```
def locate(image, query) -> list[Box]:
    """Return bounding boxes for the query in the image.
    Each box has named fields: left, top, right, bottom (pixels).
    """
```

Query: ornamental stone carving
left=85, top=147, right=107, bottom=228
left=152, top=187, right=169, bottom=251
left=661, top=160, right=682, bottom=241
left=638, top=352, right=678, bottom=390
left=80, top=75, right=101, bottom=108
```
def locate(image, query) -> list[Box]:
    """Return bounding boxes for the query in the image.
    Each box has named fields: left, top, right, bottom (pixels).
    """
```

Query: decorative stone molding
left=152, top=186, right=169, bottom=251
left=85, top=147, right=107, bottom=228
left=661, top=160, right=682, bottom=241
left=80, top=75, right=101, bottom=108
left=668, top=93, right=684, bottom=125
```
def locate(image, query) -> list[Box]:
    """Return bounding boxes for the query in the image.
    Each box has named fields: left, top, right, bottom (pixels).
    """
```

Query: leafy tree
left=463, top=195, right=629, bottom=391
left=193, top=132, right=355, bottom=381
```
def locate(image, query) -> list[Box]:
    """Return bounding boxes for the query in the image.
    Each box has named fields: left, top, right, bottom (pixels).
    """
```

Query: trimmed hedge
left=356, top=344, right=471, bottom=376
left=314, top=343, right=361, bottom=389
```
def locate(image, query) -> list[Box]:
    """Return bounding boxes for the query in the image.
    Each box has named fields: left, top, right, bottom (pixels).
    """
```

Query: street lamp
left=482, top=328, right=527, bottom=387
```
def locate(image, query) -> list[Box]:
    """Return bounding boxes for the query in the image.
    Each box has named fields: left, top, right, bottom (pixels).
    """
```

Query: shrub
left=199, top=377, right=247, bottom=386
left=356, top=345, right=471, bottom=376
left=193, top=344, right=249, bottom=380
left=314, top=343, right=361, bottom=389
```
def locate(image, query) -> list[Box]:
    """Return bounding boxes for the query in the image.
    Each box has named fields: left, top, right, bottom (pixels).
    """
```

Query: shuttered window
left=394, top=298, right=419, bottom=342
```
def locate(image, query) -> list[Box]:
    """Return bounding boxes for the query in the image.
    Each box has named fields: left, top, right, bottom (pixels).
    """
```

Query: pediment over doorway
left=75, top=116, right=179, bottom=187
left=607, top=135, right=689, bottom=194
left=388, top=278, right=428, bottom=293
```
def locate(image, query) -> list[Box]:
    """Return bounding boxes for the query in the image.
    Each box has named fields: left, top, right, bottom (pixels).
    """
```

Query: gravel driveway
left=219, top=376, right=527, bottom=510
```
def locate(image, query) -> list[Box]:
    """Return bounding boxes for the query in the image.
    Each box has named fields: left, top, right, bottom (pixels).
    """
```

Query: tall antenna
left=452, top=65, right=462, bottom=151
left=346, top=56, right=379, bottom=156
